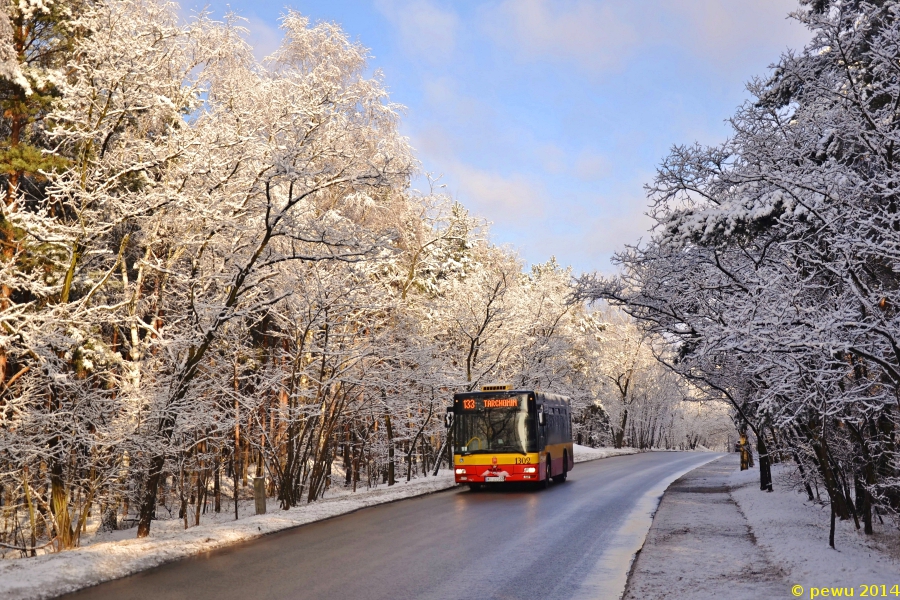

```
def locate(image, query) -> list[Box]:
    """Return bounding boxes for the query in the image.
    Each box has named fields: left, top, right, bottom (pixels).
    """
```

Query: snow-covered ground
left=1, top=447, right=636, bottom=600
left=730, top=465, right=900, bottom=590
left=573, top=443, right=640, bottom=462
left=626, top=454, right=900, bottom=600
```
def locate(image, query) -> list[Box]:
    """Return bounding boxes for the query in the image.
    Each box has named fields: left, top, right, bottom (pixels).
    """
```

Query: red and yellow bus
left=446, top=386, right=574, bottom=489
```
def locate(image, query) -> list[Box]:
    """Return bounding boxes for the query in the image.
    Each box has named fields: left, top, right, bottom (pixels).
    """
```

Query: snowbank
left=0, top=473, right=456, bottom=600
left=573, top=444, right=641, bottom=463
left=729, top=465, right=900, bottom=590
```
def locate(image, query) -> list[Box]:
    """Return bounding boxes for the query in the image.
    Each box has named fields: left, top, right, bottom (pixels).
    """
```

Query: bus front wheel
left=540, top=455, right=551, bottom=489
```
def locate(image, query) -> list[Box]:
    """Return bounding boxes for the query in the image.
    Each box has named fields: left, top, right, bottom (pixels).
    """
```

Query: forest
left=580, top=0, right=900, bottom=547
left=0, top=0, right=728, bottom=556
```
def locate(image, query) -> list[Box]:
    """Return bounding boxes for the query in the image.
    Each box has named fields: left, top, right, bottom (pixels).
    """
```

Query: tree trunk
left=232, top=454, right=239, bottom=521
left=233, top=372, right=240, bottom=520
left=792, top=450, right=815, bottom=502
left=344, top=425, right=352, bottom=486
left=242, top=439, right=249, bottom=487
left=810, top=438, right=851, bottom=520
left=23, top=466, right=37, bottom=555
left=757, top=434, right=772, bottom=492
left=432, top=432, right=449, bottom=477
left=194, top=468, right=204, bottom=526
left=614, top=408, right=628, bottom=449
left=49, top=459, right=74, bottom=550
left=214, top=459, right=221, bottom=513
left=846, top=420, right=875, bottom=534
left=137, top=454, right=164, bottom=538
left=855, top=474, right=872, bottom=535
left=739, top=431, right=750, bottom=471
left=351, top=428, right=360, bottom=492
left=385, top=413, right=395, bottom=486
left=405, top=403, right=434, bottom=482
left=829, top=503, right=836, bottom=549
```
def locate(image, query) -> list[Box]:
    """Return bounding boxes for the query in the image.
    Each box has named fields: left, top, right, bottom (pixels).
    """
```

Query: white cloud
left=505, top=206, right=653, bottom=276
left=533, top=145, right=610, bottom=181
left=664, top=0, right=811, bottom=72
left=401, top=1, right=813, bottom=273
left=539, top=143, right=567, bottom=174
left=411, top=125, right=545, bottom=224
left=449, top=162, right=547, bottom=226
left=479, top=0, right=811, bottom=76
left=533, top=197, right=655, bottom=275
left=481, top=0, right=638, bottom=73
left=375, top=0, right=459, bottom=63
left=574, top=151, right=610, bottom=181
left=421, top=76, right=484, bottom=122
left=243, top=15, right=283, bottom=63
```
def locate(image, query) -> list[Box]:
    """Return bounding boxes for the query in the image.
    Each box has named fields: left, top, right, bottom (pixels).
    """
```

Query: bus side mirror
left=444, top=408, right=454, bottom=428
left=538, top=408, right=545, bottom=427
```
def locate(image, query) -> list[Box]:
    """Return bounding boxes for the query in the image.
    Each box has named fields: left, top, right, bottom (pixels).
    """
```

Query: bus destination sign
left=484, top=398, right=519, bottom=408
left=458, top=397, right=521, bottom=410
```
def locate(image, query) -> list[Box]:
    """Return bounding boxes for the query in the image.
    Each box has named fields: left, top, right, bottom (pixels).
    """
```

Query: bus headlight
left=455, top=468, right=466, bottom=474
left=523, top=467, right=536, bottom=473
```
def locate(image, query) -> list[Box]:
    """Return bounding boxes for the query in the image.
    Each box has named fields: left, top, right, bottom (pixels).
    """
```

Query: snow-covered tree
left=579, top=0, right=900, bottom=543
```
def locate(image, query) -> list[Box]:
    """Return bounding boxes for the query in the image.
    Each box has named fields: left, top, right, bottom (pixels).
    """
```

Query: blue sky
left=181, top=0, right=810, bottom=275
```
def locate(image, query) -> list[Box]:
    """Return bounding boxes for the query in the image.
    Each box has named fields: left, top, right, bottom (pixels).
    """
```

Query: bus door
left=537, top=404, right=547, bottom=451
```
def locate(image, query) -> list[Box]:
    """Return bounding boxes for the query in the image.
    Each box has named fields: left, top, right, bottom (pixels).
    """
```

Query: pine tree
left=0, top=0, right=92, bottom=206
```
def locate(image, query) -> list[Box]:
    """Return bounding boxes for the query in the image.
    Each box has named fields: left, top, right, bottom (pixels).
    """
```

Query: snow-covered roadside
left=730, top=466, right=900, bottom=590
left=573, top=444, right=640, bottom=462
left=0, top=473, right=457, bottom=600
left=624, top=455, right=786, bottom=600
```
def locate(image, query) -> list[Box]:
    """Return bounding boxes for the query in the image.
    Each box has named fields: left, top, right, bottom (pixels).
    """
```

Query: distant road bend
left=62, top=452, right=718, bottom=600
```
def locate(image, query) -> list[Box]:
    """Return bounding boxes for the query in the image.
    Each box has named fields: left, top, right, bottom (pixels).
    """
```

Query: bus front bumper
left=453, top=465, right=542, bottom=483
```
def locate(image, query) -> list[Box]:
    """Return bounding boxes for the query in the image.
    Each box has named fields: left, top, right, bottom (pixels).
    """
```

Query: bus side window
left=553, top=411, right=558, bottom=444
left=547, top=411, right=552, bottom=445
left=555, top=412, right=559, bottom=444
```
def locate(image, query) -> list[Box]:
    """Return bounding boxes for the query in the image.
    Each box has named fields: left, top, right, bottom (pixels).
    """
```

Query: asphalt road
left=61, top=452, right=717, bottom=600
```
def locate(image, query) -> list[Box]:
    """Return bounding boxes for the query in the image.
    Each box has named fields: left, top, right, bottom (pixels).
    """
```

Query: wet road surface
left=62, top=452, right=717, bottom=600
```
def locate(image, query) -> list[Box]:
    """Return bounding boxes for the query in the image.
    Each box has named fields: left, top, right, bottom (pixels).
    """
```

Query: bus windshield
left=454, top=409, right=535, bottom=454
